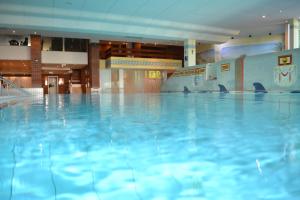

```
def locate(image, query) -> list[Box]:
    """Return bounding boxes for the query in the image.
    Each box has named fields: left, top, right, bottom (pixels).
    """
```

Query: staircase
left=0, top=76, right=31, bottom=101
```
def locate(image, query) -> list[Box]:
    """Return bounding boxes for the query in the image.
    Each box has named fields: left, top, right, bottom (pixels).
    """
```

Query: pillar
left=134, top=42, right=142, bottom=49
left=284, top=18, right=299, bottom=50
left=235, top=55, right=246, bottom=92
left=214, top=44, right=222, bottom=62
left=88, top=42, right=100, bottom=89
left=184, top=39, right=196, bottom=67
left=30, top=35, right=42, bottom=87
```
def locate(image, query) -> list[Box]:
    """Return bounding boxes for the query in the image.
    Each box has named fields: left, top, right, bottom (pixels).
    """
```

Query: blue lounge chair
left=253, top=82, right=267, bottom=93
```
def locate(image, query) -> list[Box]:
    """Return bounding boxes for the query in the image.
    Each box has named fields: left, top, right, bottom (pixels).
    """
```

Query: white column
left=214, top=44, right=222, bottom=62
left=184, top=39, right=196, bottom=67
left=285, top=19, right=299, bottom=50
left=284, top=23, right=290, bottom=50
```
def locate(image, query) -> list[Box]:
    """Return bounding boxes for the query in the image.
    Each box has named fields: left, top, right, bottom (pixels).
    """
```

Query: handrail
left=0, top=76, right=31, bottom=97
left=104, top=47, right=183, bottom=60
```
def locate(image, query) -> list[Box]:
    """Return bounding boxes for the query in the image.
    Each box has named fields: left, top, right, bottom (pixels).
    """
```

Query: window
left=64, top=38, right=88, bottom=52
left=42, top=37, right=63, bottom=51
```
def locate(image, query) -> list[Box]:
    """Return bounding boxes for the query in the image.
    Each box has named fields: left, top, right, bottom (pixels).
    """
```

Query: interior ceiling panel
left=0, top=0, right=300, bottom=41
left=82, top=0, right=122, bottom=13
left=95, top=0, right=148, bottom=16
left=53, top=0, right=86, bottom=11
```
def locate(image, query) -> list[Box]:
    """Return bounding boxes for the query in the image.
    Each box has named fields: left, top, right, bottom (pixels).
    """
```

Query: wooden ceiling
left=0, top=60, right=31, bottom=75
left=0, top=60, right=87, bottom=76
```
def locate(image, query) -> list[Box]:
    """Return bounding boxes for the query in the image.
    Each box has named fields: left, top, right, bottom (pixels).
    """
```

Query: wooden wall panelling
left=31, top=35, right=42, bottom=87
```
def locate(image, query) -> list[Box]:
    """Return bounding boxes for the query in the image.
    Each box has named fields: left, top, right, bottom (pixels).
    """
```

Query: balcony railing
left=0, top=46, right=31, bottom=60
left=104, top=47, right=183, bottom=60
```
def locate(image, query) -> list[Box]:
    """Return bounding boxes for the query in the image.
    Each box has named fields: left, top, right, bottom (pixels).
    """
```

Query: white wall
left=161, top=64, right=218, bottom=92
left=244, top=48, right=300, bottom=91
left=0, top=47, right=88, bottom=64
left=162, top=48, right=300, bottom=93
left=0, top=46, right=31, bottom=60
left=215, top=59, right=236, bottom=91
left=41, top=51, right=88, bottom=65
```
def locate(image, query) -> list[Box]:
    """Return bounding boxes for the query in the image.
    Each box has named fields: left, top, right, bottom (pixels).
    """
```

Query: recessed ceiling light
left=262, top=15, right=266, bottom=19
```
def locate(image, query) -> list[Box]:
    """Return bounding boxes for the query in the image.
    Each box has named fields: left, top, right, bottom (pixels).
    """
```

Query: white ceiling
left=0, top=0, right=300, bottom=44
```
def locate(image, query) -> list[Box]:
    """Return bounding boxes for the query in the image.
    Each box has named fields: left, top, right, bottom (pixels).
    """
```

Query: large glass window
left=42, top=37, right=87, bottom=52
left=64, top=38, right=88, bottom=52
left=0, top=35, right=29, bottom=46
left=42, top=37, right=63, bottom=51
left=52, top=38, right=63, bottom=51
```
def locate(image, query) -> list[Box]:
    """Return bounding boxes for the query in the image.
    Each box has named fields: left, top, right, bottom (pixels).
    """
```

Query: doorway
left=48, top=76, right=58, bottom=94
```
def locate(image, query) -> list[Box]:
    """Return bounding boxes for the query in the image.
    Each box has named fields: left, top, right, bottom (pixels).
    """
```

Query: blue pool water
left=0, top=93, right=300, bottom=200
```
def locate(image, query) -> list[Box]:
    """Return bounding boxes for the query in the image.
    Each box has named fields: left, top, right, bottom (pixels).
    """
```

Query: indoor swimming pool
left=0, top=93, right=299, bottom=200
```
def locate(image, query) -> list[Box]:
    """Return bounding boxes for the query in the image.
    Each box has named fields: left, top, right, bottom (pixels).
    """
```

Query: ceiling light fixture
left=262, top=15, right=266, bottom=19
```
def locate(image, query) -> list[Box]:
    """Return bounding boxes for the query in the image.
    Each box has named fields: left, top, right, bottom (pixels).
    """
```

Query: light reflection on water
left=0, top=93, right=300, bottom=200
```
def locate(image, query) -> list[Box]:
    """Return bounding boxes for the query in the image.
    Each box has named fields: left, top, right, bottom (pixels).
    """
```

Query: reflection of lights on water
left=256, top=159, right=263, bottom=175
left=39, top=143, right=45, bottom=167
left=39, top=143, right=43, bottom=153
left=62, top=118, right=66, bottom=127
left=58, top=95, right=64, bottom=109
left=284, top=142, right=296, bottom=161
left=65, top=166, right=80, bottom=173
left=74, top=151, right=85, bottom=158
left=125, top=182, right=136, bottom=190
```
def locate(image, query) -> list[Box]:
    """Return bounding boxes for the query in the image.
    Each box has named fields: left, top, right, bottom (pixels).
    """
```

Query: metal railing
left=0, top=76, right=31, bottom=98
left=104, top=47, right=183, bottom=60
